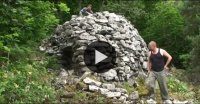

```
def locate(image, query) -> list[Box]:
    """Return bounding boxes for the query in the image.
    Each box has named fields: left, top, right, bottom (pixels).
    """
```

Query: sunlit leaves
left=58, top=3, right=70, bottom=13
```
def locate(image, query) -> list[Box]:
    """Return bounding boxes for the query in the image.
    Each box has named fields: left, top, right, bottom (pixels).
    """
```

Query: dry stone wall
left=40, top=11, right=148, bottom=81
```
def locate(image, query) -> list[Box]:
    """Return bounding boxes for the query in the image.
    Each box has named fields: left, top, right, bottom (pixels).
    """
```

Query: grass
left=168, top=68, right=200, bottom=103
left=122, top=81, right=135, bottom=94
left=132, top=68, right=200, bottom=103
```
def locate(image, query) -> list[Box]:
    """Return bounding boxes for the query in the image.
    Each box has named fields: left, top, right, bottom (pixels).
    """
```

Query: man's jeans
left=146, top=70, right=169, bottom=100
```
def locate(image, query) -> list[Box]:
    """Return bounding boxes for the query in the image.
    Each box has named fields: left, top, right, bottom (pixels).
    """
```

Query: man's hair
left=148, top=41, right=157, bottom=47
left=87, top=4, right=92, bottom=7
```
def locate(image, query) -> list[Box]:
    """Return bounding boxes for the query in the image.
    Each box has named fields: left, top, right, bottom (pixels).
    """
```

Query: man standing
left=80, top=4, right=93, bottom=16
left=147, top=41, right=172, bottom=104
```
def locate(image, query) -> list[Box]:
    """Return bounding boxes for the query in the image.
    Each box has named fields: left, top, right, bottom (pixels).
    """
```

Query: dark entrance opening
left=60, top=46, right=73, bottom=69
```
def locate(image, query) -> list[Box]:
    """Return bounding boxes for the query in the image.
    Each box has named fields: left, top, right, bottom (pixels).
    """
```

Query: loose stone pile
left=83, top=77, right=139, bottom=103
left=40, top=11, right=149, bottom=81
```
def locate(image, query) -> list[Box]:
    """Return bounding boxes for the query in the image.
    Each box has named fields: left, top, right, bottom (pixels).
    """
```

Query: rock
left=95, top=19, right=108, bottom=23
left=97, top=34, right=107, bottom=42
left=114, top=88, right=127, bottom=93
left=55, top=77, right=67, bottom=85
left=75, top=30, right=85, bottom=34
left=83, top=77, right=101, bottom=87
left=79, top=32, right=96, bottom=40
left=59, top=68, right=68, bottom=77
left=105, top=91, right=121, bottom=98
left=142, top=61, right=148, bottom=69
left=99, top=88, right=109, bottom=95
left=88, top=85, right=99, bottom=91
left=130, top=57, right=135, bottom=63
left=138, top=71, right=147, bottom=79
left=54, top=68, right=69, bottom=85
left=123, top=56, right=130, bottom=62
left=78, top=71, right=91, bottom=81
left=128, top=78, right=136, bottom=87
left=39, top=46, right=46, bottom=51
left=129, top=91, right=139, bottom=100
left=102, top=83, right=115, bottom=90
left=101, top=69, right=117, bottom=81
left=173, top=100, right=193, bottom=104
left=80, top=66, right=90, bottom=72
left=123, top=94, right=128, bottom=98
left=60, top=92, right=75, bottom=98
left=113, top=32, right=129, bottom=40
left=119, top=62, right=126, bottom=66
left=119, top=96, right=127, bottom=101
left=76, top=46, right=86, bottom=51
left=124, top=66, right=131, bottom=73
left=146, top=99, right=157, bottom=104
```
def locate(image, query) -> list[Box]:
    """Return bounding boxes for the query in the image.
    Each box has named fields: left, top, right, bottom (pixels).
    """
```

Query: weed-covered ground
left=0, top=44, right=199, bottom=103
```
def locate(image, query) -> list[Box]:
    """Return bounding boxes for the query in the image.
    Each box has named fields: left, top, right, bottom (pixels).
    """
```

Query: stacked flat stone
left=40, top=11, right=148, bottom=81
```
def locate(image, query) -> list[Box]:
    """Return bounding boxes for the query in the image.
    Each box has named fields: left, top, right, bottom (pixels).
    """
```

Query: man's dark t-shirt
left=150, top=48, right=165, bottom=72
left=80, top=7, right=92, bottom=16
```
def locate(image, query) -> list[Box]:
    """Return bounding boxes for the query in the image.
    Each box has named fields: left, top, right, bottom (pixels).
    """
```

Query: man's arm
left=147, top=52, right=152, bottom=72
left=88, top=9, right=93, bottom=14
left=91, top=10, right=93, bottom=13
left=162, top=49, right=172, bottom=69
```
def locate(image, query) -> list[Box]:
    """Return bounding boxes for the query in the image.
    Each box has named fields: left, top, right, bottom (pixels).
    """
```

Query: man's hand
left=162, top=49, right=172, bottom=69
left=164, top=66, right=169, bottom=70
left=147, top=69, right=151, bottom=75
left=147, top=52, right=151, bottom=75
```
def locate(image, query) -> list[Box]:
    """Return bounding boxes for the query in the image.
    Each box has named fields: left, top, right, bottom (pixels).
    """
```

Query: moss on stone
left=122, top=81, right=134, bottom=94
left=135, top=78, right=149, bottom=97
left=76, top=82, right=88, bottom=90
left=64, top=84, right=77, bottom=92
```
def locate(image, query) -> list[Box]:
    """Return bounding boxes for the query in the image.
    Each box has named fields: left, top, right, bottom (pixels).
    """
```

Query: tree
left=0, top=0, right=70, bottom=65
left=182, top=1, right=200, bottom=70
left=102, top=0, right=146, bottom=31
left=142, top=1, right=186, bottom=67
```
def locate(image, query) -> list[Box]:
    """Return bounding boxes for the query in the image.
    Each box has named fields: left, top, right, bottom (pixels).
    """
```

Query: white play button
left=84, top=41, right=116, bottom=73
left=95, top=50, right=108, bottom=64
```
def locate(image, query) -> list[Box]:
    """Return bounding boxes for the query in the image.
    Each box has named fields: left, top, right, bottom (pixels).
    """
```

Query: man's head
left=87, top=4, right=92, bottom=9
left=148, top=41, right=157, bottom=51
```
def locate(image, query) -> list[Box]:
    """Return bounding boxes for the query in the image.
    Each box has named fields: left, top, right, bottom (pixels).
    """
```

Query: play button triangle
left=95, top=50, right=108, bottom=64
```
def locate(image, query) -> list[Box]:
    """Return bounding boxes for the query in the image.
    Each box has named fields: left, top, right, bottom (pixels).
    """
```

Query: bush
left=179, top=53, right=191, bottom=68
left=191, top=35, right=200, bottom=70
left=168, top=76, right=188, bottom=93
left=0, top=59, right=57, bottom=103
left=143, top=1, right=187, bottom=67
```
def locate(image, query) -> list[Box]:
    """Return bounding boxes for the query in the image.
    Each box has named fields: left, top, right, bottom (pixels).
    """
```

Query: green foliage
left=45, top=56, right=60, bottom=70
left=0, top=1, right=67, bottom=103
left=102, top=1, right=146, bottom=31
left=143, top=1, right=187, bottom=66
left=179, top=54, right=191, bottom=68
left=72, top=91, right=111, bottom=103
left=58, top=3, right=70, bottom=13
left=0, top=0, right=61, bottom=66
left=168, top=76, right=188, bottom=93
left=122, top=82, right=134, bottom=94
left=135, top=78, right=149, bottom=96
left=73, top=91, right=87, bottom=100
left=182, top=1, right=200, bottom=37
left=0, top=60, right=56, bottom=103
left=191, top=35, right=200, bottom=70
left=0, top=1, right=59, bottom=44
left=183, top=1, right=200, bottom=70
